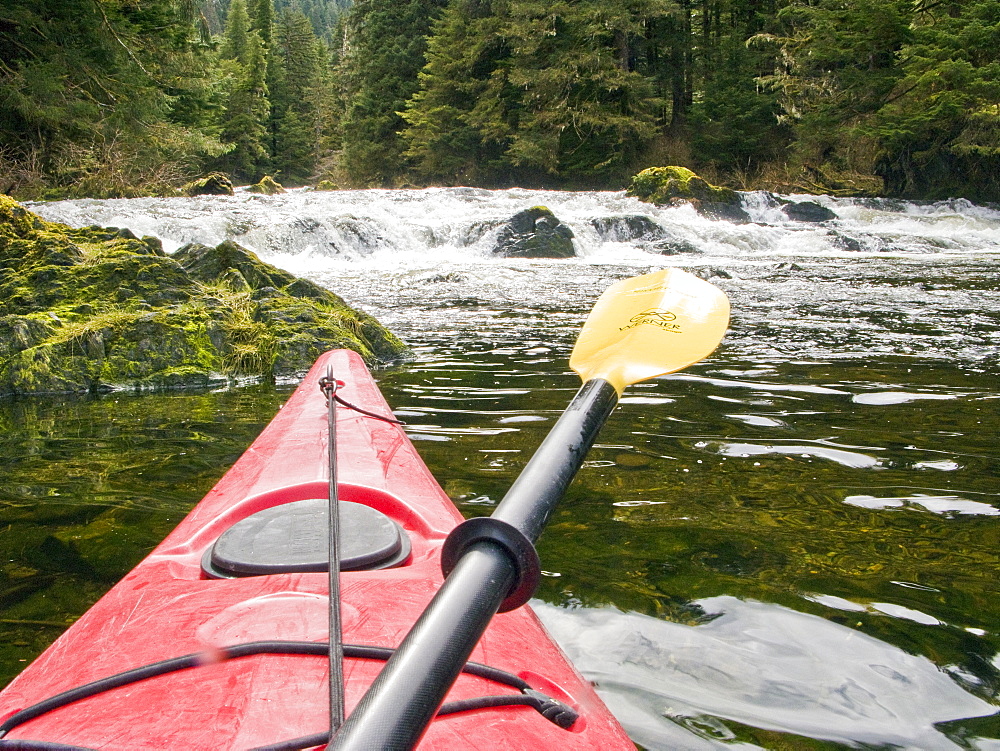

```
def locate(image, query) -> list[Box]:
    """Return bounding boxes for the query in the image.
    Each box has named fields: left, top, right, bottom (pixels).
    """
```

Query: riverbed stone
left=782, top=201, right=837, bottom=222
left=0, top=195, right=406, bottom=395
left=180, top=173, right=234, bottom=196
left=590, top=215, right=665, bottom=242
left=491, top=207, right=576, bottom=258
left=246, top=175, right=285, bottom=195
left=627, top=166, right=750, bottom=223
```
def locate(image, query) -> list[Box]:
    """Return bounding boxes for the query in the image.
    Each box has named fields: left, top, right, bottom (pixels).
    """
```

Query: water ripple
left=534, top=598, right=996, bottom=750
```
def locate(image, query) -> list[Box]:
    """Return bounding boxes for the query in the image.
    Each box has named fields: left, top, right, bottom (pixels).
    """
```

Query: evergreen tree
left=756, top=0, right=912, bottom=176
left=215, top=30, right=271, bottom=180
left=220, top=0, right=252, bottom=60
left=339, top=0, right=448, bottom=185
left=644, top=0, right=692, bottom=129
left=400, top=0, right=510, bottom=184
left=403, top=0, right=663, bottom=186
left=271, top=9, right=325, bottom=181
left=250, top=0, right=275, bottom=44
left=687, top=1, right=789, bottom=173
left=497, top=0, right=663, bottom=184
left=871, top=0, right=1000, bottom=201
left=0, top=0, right=223, bottom=196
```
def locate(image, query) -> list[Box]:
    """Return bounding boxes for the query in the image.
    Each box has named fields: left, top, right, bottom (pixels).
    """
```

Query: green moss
left=627, top=166, right=739, bottom=205
left=0, top=196, right=408, bottom=395
left=246, top=175, right=285, bottom=195
left=179, top=173, right=234, bottom=197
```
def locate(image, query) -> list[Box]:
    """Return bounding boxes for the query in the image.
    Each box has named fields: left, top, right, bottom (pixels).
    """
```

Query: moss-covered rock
left=490, top=206, right=576, bottom=258
left=0, top=195, right=407, bottom=395
left=180, top=173, right=234, bottom=197
left=246, top=176, right=285, bottom=195
left=627, top=167, right=750, bottom=222
left=628, top=166, right=737, bottom=204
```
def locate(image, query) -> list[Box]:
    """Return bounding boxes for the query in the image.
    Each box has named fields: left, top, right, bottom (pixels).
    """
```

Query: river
left=4, top=187, right=1000, bottom=749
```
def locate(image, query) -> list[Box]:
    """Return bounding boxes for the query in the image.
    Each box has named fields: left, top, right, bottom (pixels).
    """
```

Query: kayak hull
left=0, top=350, right=633, bottom=750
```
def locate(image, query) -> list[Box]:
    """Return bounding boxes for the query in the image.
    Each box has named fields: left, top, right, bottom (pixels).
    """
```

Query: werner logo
left=620, top=308, right=682, bottom=333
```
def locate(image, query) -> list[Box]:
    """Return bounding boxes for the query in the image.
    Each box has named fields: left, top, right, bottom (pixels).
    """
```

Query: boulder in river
left=590, top=214, right=701, bottom=255
left=782, top=201, right=837, bottom=223
left=0, top=195, right=406, bottom=395
left=246, top=175, right=285, bottom=195
left=627, top=166, right=750, bottom=223
left=590, top=215, right=665, bottom=242
left=180, top=172, right=234, bottom=197
left=491, top=207, right=575, bottom=258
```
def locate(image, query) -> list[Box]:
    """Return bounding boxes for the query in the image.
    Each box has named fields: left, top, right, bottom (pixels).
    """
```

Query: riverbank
left=0, top=196, right=406, bottom=395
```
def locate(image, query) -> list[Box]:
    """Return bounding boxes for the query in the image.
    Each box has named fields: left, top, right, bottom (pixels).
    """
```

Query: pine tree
left=0, top=0, right=223, bottom=196
left=687, top=1, right=789, bottom=173
left=871, top=0, right=1000, bottom=201
left=400, top=0, right=510, bottom=184
left=221, top=0, right=252, bottom=61
left=402, top=0, right=663, bottom=186
left=216, top=30, right=271, bottom=180
left=499, top=0, right=663, bottom=184
left=338, top=0, right=449, bottom=185
left=755, top=0, right=912, bottom=177
left=250, top=0, right=275, bottom=45
left=271, top=9, right=324, bottom=181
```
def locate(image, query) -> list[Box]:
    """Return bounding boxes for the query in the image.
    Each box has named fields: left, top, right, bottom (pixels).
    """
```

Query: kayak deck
left=0, top=350, right=633, bottom=749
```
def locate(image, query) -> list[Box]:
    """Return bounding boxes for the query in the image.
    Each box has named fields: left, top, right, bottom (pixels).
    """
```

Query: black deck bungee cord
left=318, top=375, right=405, bottom=426
left=0, top=641, right=577, bottom=750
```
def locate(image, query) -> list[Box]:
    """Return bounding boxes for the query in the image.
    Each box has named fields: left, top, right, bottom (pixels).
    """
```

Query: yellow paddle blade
left=570, top=268, right=730, bottom=394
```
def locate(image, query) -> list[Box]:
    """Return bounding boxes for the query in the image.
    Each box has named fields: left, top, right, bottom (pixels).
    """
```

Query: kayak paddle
left=328, top=268, right=730, bottom=750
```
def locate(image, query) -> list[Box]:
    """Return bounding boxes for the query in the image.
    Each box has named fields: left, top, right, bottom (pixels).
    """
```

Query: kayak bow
left=0, top=354, right=633, bottom=749
left=0, top=269, right=729, bottom=751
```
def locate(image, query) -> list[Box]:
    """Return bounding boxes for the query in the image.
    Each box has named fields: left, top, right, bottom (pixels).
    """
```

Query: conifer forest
left=1, top=0, right=998, bottom=202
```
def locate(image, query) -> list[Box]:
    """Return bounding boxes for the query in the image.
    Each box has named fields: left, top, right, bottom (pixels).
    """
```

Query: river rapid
left=7, top=187, right=1000, bottom=749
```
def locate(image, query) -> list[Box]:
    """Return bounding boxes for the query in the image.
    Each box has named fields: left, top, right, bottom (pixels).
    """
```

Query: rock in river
left=0, top=195, right=406, bottom=395
left=491, top=207, right=576, bottom=258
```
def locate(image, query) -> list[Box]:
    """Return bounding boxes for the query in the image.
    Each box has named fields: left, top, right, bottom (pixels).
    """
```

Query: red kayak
left=0, top=349, right=634, bottom=749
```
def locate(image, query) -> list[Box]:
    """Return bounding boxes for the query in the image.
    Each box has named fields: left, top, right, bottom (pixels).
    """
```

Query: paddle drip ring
left=441, top=518, right=541, bottom=612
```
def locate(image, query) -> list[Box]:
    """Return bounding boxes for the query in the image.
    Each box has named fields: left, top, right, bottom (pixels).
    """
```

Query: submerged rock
left=491, top=207, right=575, bottom=258
left=627, top=166, right=750, bottom=223
left=589, top=214, right=701, bottom=255
left=590, top=215, right=665, bottom=242
left=0, top=195, right=406, bottom=395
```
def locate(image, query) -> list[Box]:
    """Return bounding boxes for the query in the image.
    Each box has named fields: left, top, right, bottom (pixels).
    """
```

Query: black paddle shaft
left=328, top=377, right=619, bottom=751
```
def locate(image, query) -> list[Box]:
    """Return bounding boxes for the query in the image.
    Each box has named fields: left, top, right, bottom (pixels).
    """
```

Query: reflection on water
left=534, top=598, right=994, bottom=750
left=0, top=386, right=289, bottom=682
left=372, top=345, right=1000, bottom=749
left=7, top=188, right=1000, bottom=747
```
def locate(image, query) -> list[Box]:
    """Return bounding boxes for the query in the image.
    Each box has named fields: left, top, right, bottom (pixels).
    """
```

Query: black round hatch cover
left=202, top=498, right=411, bottom=578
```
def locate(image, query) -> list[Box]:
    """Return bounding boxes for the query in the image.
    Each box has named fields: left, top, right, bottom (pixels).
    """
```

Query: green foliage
left=869, top=0, right=1000, bottom=201
left=755, top=0, right=1000, bottom=201
left=401, top=0, right=663, bottom=187
left=399, top=0, right=510, bottom=184
left=214, top=31, right=272, bottom=181
left=0, top=0, right=225, bottom=198
left=2, top=0, right=997, bottom=198
left=270, top=10, right=325, bottom=182
left=338, top=0, right=448, bottom=185
left=690, top=34, right=790, bottom=172
left=220, top=0, right=252, bottom=61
